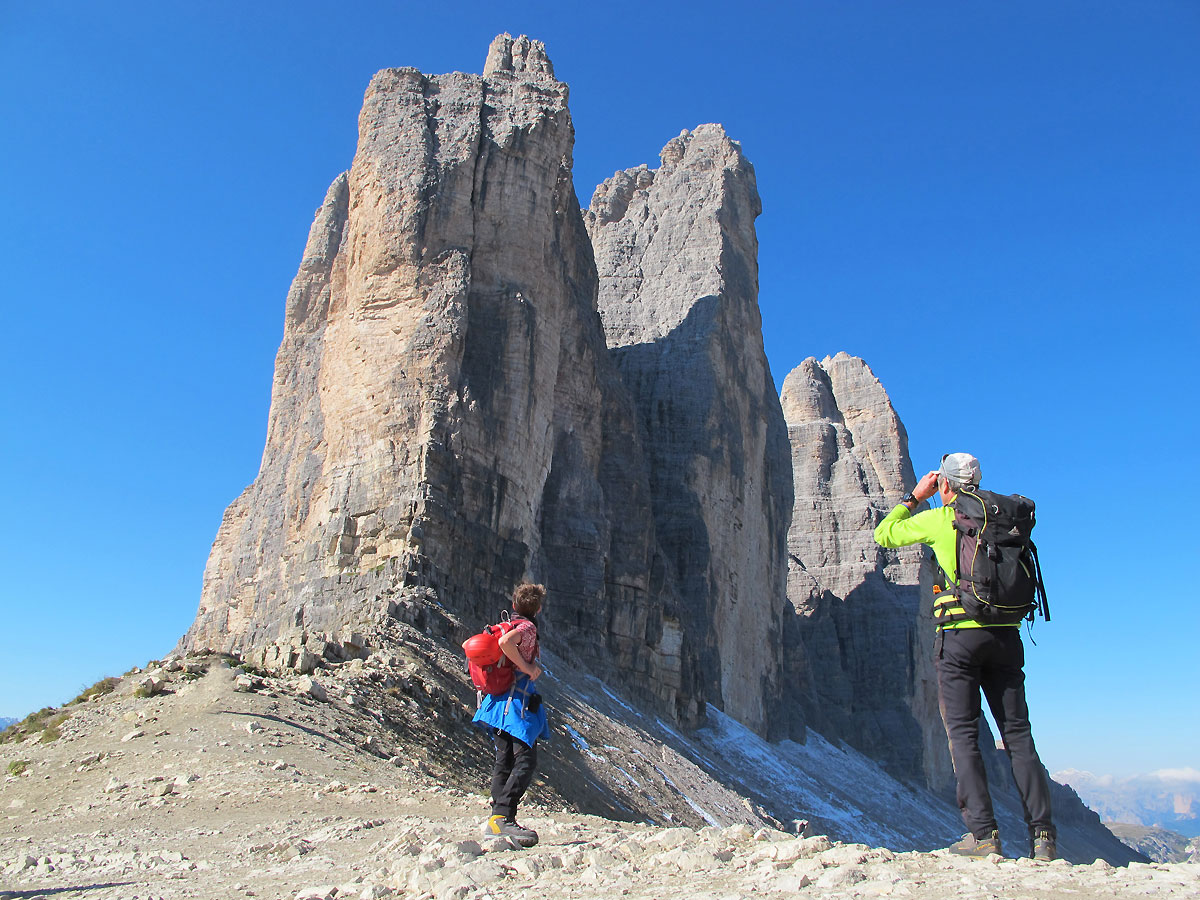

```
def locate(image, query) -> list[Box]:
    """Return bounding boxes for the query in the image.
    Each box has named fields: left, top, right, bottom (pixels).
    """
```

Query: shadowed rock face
left=586, top=126, right=795, bottom=738
left=182, top=34, right=704, bottom=725
left=780, top=354, right=950, bottom=787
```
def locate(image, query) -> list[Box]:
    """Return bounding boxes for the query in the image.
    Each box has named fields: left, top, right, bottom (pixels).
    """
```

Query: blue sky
left=1, top=1, right=1196, bottom=778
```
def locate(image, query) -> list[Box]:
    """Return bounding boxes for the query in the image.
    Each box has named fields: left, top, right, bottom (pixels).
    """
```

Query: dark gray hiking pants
left=937, top=627, right=1055, bottom=843
left=491, top=731, right=537, bottom=819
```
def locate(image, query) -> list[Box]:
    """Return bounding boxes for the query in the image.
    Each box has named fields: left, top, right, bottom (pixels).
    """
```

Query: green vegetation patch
left=37, top=711, right=69, bottom=744
left=0, top=707, right=70, bottom=745
left=6, top=759, right=30, bottom=776
left=70, top=676, right=120, bottom=706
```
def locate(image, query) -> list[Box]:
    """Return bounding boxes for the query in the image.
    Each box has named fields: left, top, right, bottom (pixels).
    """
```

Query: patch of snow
left=563, top=722, right=590, bottom=752
left=694, top=704, right=961, bottom=849
left=601, top=685, right=635, bottom=714
left=563, top=723, right=604, bottom=763
left=680, top=794, right=720, bottom=827
left=613, top=765, right=641, bottom=788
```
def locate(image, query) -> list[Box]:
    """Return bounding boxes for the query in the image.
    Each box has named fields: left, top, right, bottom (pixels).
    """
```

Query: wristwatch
left=901, top=492, right=917, bottom=506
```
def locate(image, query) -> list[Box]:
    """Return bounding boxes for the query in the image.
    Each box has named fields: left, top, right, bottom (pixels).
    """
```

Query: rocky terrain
left=3, top=659, right=1195, bottom=900
left=1106, top=823, right=1200, bottom=864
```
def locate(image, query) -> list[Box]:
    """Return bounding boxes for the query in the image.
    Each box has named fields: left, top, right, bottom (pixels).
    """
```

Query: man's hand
left=525, top=663, right=543, bottom=681
left=913, top=470, right=940, bottom=502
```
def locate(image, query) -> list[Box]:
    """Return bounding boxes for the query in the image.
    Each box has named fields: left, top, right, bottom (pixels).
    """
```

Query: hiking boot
left=947, top=830, right=1002, bottom=858
left=1032, top=829, right=1057, bottom=861
left=482, top=814, right=539, bottom=848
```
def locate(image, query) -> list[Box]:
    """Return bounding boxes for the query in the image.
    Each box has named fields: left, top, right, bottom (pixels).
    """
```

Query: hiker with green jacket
left=874, top=452, right=1057, bottom=861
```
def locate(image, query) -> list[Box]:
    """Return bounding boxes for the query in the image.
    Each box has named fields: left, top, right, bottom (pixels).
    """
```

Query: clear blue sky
left=2, top=1, right=1196, bottom=778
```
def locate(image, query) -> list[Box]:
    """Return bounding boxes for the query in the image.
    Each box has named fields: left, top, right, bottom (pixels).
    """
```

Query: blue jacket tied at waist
left=472, top=672, right=548, bottom=747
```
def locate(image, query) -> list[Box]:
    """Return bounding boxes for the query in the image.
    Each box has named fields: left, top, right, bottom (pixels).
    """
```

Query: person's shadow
left=1, top=882, right=133, bottom=898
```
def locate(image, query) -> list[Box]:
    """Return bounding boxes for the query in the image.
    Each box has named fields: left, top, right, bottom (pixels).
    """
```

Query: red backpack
left=462, top=620, right=519, bottom=695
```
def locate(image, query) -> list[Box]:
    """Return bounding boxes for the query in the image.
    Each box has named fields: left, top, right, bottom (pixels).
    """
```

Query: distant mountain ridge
left=0, top=717, right=16, bottom=730
left=1105, top=823, right=1200, bottom=864
left=1056, top=769, right=1200, bottom=837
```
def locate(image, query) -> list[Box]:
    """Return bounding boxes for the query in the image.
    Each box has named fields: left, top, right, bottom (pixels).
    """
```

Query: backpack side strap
left=1029, top=540, right=1050, bottom=622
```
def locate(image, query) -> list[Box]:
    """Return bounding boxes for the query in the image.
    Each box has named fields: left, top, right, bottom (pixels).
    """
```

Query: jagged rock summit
left=183, top=33, right=707, bottom=725
left=779, top=353, right=944, bottom=784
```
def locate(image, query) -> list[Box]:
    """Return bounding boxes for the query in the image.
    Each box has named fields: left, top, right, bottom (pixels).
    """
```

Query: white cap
left=938, top=452, right=981, bottom=487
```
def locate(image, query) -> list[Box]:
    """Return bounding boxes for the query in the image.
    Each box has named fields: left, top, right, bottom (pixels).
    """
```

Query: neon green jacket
left=873, top=502, right=1017, bottom=629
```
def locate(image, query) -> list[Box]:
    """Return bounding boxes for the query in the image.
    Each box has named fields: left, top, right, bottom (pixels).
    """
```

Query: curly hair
left=512, top=582, right=545, bottom=617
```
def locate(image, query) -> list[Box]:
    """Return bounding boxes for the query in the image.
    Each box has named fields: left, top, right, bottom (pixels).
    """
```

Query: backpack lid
left=462, top=631, right=502, bottom=665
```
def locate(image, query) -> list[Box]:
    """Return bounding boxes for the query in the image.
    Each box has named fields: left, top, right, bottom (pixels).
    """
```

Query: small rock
left=294, top=888, right=337, bottom=900
left=724, top=824, right=754, bottom=842
left=447, top=840, right=484, bottom=861
left=121, top=729, right=145, bottom=743
left=245, top=721, right=264, bottom=734
left=773, top=872, right=813, bottom=890
left=482, top=835, right=523, bottom=852
left=299, top=676, right=328, bottom=702
left=138, top=675, right=165, bottom=696
left=816, top=865, right=866, bottom=888
left=753, top=827, right=789, bottom=842
left=104, top=777, right=128, bottom=794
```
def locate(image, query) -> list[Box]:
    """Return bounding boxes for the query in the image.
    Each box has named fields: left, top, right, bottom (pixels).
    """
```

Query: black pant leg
left=980, top=629, right=1055, bottom=840
left=494, top=736, right=537, bottom=820
left=937, top=628, right=997, bottom=838
left=490, top=732, right=516, bottom=816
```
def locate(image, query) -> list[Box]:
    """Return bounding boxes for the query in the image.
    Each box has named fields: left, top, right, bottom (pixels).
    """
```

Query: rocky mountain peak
left=779, top=353, right=946, bottom=785
left=780, top=357, right=842, bottom=424
left=587, top=126, right=793, bottom=737
left=483, top=33, right=556, bottom=79
left=183, top=33, right=702, bottom=726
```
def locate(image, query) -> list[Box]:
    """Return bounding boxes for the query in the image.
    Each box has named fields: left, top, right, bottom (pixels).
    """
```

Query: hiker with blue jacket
left=472, top=582, right=548, bottom=847
left=874, top=452, right=1057, bottom=861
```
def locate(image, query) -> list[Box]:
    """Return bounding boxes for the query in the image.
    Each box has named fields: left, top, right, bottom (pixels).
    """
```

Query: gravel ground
left=2, top=659, right=1196, bottom=900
